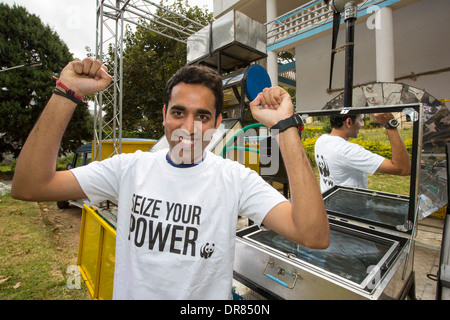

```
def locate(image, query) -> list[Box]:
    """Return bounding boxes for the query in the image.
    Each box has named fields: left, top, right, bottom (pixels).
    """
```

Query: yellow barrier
left=431, top=205, right=447, bottom=219
left=78, top=205, right=116, bottom=300
left=93, top=138, right=157, bottom=161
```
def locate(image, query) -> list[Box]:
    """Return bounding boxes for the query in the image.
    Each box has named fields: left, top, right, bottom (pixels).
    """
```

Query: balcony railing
left=266, top=0, right=395, bottom=51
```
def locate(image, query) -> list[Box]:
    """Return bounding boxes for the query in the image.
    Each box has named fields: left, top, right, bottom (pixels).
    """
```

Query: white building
left=213, top=0, right=450, bottom=111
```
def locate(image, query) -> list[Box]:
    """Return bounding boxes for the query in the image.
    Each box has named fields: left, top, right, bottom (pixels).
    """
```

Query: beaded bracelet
left=52, top=76, right=85, bottom=104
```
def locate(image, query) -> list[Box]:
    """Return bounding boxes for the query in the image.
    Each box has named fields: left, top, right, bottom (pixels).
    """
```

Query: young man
left=12, top=58, right=329, bottom=299
left=315, top=113, right=411, bottom=193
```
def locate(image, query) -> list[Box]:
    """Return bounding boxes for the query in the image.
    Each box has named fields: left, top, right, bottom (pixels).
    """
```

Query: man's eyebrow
left=169, top=105, right=186, bottom=112
left=196, top=108, right=212, bottom=115
left=169, top=105, right=212, bottom=116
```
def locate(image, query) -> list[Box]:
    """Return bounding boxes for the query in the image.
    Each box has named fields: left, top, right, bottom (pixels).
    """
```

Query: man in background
left=315, top=112, right=410, bottom=193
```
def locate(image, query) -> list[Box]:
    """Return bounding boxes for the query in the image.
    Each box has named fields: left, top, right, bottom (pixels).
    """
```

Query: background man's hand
left=249, top=86, right=294, bottom=128
left=58, top=57, right=112, bottom=97
left=374, top=113, right=395, bottom=126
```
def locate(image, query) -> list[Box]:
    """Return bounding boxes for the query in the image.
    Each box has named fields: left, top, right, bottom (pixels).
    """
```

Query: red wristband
left=53, top=76, right=85, bottom=102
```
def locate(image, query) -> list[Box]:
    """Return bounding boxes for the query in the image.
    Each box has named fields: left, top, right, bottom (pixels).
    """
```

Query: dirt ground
left=38, top=201, right=84, bottom=267
left=1, top=176, right=91, bottom=299
left=1, top=177, right=83, bottom=258
left=38, top=201, right=91, bottom=299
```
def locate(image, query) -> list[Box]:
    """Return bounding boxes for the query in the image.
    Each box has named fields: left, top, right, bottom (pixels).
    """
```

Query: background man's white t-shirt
left=314, top=135, right=385, bottom=193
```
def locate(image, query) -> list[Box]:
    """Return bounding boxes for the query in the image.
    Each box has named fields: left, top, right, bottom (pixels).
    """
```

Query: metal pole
left=0, top=62, right=41, bottom=72
left=112, top=0, right=119, bottom=156
left=344, top=17, right=355, bottom=108
left=94, top=0, right=103, bottom=161
left=119, top=1, right=124, bottom=154
left=343, top=2, right=357, bottom=108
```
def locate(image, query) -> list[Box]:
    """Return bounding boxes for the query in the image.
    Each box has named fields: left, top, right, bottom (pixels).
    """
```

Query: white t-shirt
left=71, top=149, right=287, bottom=299
left=314, top=135, right=385, bottom=193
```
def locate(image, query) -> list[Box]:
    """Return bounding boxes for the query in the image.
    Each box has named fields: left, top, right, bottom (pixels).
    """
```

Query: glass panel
left=324, top=189, right=409, bottom=227
left=245, top=226, right=399, bottom=289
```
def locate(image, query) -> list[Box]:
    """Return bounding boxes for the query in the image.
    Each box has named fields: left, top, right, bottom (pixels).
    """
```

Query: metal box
left=187, top=10, right=267, bottom=71
left=436, top=143, right=450, bottom=299
left=233, top=104, right=423, bottom=300
left=235, top=187, right=415, bottom=300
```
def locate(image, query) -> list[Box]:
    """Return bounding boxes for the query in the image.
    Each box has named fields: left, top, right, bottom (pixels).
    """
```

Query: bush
left=301, top=137, right=318, bottom=165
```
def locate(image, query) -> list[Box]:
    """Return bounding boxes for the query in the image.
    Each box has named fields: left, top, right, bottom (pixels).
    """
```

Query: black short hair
left=329, top=114, right=358, bottom=129
left=164, top=64, right=223, bottom=120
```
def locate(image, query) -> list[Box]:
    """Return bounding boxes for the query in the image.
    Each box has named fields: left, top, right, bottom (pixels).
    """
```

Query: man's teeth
left=179, top=137, right=194, bottom=143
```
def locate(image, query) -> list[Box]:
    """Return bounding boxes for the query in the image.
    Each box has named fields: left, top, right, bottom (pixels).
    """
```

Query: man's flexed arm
left=373, top=113, right=411, bottom=176
left=250, top=87, right=329, bottom=249
left=11, top=58, right=112, bottom=201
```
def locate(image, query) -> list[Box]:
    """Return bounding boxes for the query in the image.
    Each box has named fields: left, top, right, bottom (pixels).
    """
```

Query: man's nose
left=181, top=115, right=200, bottom=134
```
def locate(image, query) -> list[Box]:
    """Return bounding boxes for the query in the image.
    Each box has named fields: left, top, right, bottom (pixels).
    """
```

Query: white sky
left=1, top=0, right=213, bottom=59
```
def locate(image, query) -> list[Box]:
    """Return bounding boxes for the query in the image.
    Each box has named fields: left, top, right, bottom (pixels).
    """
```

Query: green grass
left=358, top=127, right=413, bottom=144
left=312, top=168, right=411, bottom=196
left=368, top=172, right=410, bottom=195
left=0, top=194, right=89, bottom=300
left=0, top=165, right=14, bottom=180
left=350, top=127, right=412, bottom=195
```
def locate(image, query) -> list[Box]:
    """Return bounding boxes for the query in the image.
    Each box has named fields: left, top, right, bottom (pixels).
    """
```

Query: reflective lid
left=323, top=83, right=449, bottom=219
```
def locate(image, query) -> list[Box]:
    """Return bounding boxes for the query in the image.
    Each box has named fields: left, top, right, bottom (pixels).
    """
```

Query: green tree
left=103, top=0, right=213, bottom=139
left=0, top=4, right=92, bottom=162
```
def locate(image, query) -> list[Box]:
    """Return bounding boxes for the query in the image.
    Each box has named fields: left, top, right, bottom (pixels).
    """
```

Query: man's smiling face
left=163, top=82, right=222, bottom=164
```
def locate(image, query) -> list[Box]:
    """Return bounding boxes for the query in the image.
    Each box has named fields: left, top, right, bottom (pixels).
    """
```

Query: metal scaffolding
left=94, top=0, right=206, bottom=160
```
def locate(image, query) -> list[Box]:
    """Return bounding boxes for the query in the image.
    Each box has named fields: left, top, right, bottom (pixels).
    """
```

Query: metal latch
left=262, top=258, right=299, bottom=289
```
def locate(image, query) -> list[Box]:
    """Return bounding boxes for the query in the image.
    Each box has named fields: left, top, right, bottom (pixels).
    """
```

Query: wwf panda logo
left=200, top=242, right=215, bottom=259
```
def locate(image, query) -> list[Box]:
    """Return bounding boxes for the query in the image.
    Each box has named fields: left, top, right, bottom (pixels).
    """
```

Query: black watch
left=385, top=119, right=399, bottom=129
left=270, top=113, right=304, bottom=134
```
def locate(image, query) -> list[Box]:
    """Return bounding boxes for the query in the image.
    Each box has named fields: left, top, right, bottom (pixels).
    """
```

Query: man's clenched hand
left=249, top=86, right=294, bottom=128
left=59, top=57, right=112, bottom=97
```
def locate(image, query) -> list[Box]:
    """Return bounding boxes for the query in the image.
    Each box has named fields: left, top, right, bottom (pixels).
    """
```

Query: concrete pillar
left=266, top=0, right=278, bottom=86
left=375, top=7, right=395, bottom=82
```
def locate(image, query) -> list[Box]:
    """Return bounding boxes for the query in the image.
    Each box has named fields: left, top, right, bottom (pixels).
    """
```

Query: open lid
left=324, top=82, right=449, bottom=218
left=297, top=104, right=423, bottom=234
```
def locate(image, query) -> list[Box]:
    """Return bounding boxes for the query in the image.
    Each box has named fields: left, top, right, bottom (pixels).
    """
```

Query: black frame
left=297, top=103, right=423, bottom=235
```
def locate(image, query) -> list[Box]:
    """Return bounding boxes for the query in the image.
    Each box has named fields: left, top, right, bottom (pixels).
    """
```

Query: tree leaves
left=103, top=0, right=213, bottom=139
left=0, top=3, right=92, bottom=161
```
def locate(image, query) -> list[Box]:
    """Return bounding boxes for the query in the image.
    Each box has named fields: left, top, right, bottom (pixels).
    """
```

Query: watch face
left=390, top=119, right=399, bottom=127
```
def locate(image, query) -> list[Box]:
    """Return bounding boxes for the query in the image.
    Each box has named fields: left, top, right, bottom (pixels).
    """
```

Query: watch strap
left=270, top=113, right=303, bottom=133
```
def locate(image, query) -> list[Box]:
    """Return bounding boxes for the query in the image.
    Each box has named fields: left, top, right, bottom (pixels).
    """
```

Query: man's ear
left=344, top=117, right=352, bottom=128
left=162, top=105, right=166, bottom=126
left=215, top=113, right=222, bottom=128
